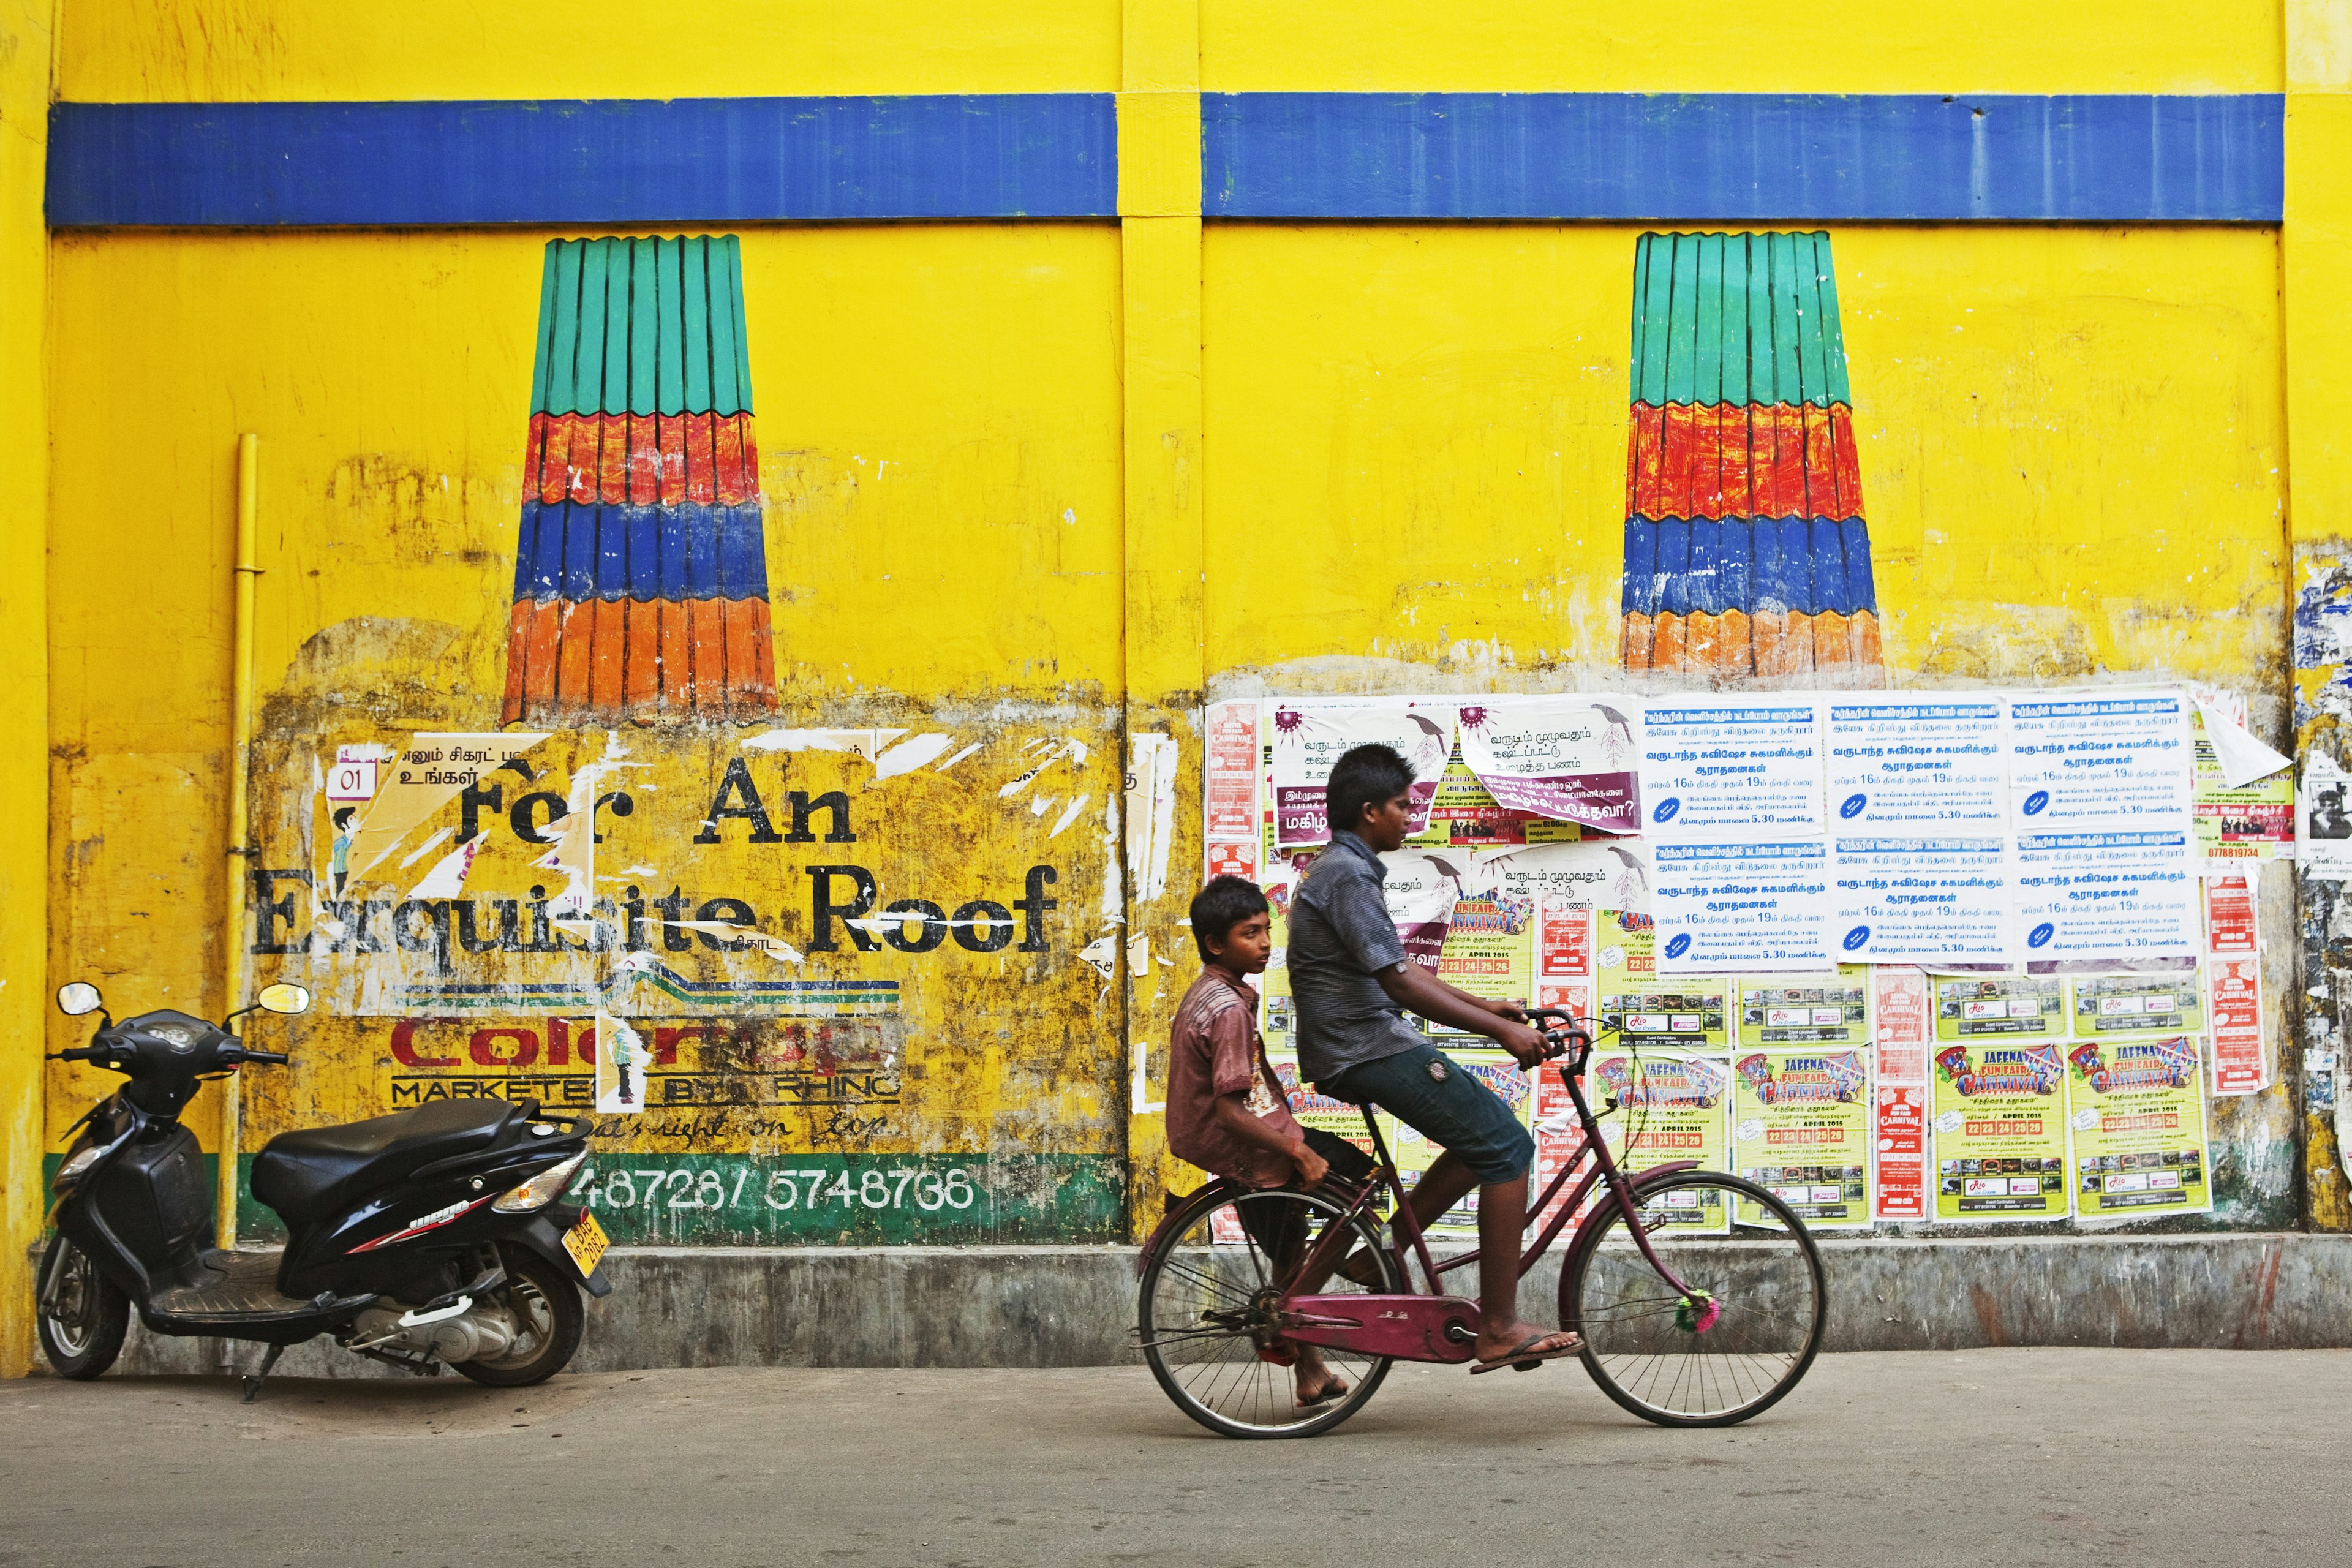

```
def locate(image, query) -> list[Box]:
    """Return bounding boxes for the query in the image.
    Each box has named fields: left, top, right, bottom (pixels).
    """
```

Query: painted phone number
left=573, top=1165, right=981, bottom=1214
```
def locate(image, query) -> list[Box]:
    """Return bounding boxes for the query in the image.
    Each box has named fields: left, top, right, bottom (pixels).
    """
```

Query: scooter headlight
left=56, top=1146, right=103, bottom=1184
left=492, top=1152, right=587, bottom=1213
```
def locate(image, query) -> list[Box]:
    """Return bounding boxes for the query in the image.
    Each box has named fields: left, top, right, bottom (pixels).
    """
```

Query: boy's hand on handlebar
left=1482, top=997, right=1529, bottom=1023
left=1493, top=1019, right=1551, bottom=1067
left=1287, top=1137, right=1330, bottom=1188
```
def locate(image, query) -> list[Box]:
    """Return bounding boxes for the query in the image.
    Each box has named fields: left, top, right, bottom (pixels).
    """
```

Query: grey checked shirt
left=1286, top=831, right=1425, bottom=1084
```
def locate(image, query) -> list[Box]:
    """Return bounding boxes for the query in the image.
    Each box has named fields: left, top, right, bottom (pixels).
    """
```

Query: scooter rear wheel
left=453, top=1242, right=584, bottom=1387
left=38, top=1234, right=129, bottom=1380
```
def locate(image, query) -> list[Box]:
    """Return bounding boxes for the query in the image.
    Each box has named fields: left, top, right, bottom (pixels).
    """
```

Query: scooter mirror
left=257, top=982, right=311, bottom=1016
left=56, top=982, right=104, bottom=1017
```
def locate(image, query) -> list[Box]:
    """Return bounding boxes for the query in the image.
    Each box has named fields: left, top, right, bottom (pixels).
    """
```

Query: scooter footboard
left=1278, top=1294, right=1479, bottom=1364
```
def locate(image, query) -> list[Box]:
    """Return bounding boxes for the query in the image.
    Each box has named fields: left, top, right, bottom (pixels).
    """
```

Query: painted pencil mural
left=501, top=234, right=778, bottom=725
left=1618, top=231, right=1884, bottom=687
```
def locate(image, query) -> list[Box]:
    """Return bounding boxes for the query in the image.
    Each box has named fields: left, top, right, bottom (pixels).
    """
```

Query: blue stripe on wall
left=1204, top=93, right=2283, bottom=221
left=47, top=94, right=1117, bottom=226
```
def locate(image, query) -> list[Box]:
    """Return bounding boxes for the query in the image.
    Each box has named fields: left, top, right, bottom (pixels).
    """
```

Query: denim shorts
left=1319, top=1041, right=1534, bottom=1185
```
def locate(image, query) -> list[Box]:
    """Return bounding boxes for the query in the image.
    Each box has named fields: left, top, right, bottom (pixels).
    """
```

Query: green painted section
left=657, top=237, right=687, bottom=418
left=1790, top=231, right=1828, bottom=403
left=628, top=236, right=659, bottom=418
left=707, top=236, right=742, bottom=417
left=527, top=241, right=560, bottom=418
left=1719, top=233, right=1749, bottom=407
left=1768, top=232, right=1801, bottom=407
left=1817, top=236, right=1853, bottom=407
left=545, top=239, right=585, bottom=417
left=728, top=236, right=755, bottom=414
left=1639, top=232, right=1672, bottom=404
left=575, top=239, right=610, bottom=421
left=1628, top=232, right=1652, bottom=402
left=682, top=235, right=713, bottom=415
left=1692, top=231, right=1722, bottom=406
left=1664, top=232, right=1699, bottom=404
left=601, top=236, right=632, bottom=415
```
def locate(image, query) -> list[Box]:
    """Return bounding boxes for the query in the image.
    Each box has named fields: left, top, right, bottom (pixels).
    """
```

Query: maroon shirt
left=1166, top=966, right=1303, bottom=1188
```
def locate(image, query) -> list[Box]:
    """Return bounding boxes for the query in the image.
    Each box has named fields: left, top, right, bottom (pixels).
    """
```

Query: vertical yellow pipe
left=220, top=433, right=260, bottom=1250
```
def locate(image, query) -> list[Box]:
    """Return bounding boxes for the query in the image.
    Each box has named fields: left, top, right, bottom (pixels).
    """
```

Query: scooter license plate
left=561, top=1210, right=609, bottom=1279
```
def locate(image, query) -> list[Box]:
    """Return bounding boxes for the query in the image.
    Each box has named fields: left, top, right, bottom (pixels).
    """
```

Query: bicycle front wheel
left=1562, top=1169, right=1825, bottom=1427
left=1137, top=1184, right=1402, bottom=1439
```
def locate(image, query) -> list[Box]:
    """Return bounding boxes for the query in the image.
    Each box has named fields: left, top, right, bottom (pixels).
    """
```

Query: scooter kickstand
left=241, top=1343, right=285, bottom=1404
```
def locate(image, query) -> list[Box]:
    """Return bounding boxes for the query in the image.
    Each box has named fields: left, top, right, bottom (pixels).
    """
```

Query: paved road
left=0, top=1351, right=2342, bottom=1566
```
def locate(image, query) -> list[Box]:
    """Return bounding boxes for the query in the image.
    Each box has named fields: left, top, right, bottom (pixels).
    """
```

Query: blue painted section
left=1205, top=93, right=2283, bottom=221
left=514, top=500, right=771, bottom=603
left=48, top=94, right=1117, bottom=226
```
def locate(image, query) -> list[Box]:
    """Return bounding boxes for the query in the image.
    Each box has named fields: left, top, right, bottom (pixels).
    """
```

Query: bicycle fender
left=1134, top=1180, right=1243, bottom=1278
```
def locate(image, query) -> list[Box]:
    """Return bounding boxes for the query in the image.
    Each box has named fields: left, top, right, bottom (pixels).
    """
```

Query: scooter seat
left=251, top=1099, right=521, bottom=1224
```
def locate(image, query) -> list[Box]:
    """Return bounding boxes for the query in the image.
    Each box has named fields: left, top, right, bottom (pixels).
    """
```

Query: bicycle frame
left=1272, top=1026, right=1703, bottom=1365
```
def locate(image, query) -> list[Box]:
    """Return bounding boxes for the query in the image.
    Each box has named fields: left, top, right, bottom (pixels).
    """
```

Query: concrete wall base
left=98, top=1232, right=2352, bottom=1381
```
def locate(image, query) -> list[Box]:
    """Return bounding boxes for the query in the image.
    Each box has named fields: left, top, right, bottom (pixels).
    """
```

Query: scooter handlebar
left=232, top=1048, right=290, bottom=1066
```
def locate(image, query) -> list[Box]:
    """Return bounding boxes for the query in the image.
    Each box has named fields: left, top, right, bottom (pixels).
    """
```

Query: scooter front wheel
left=453, top=1242, right=585, bottom=1387
left=38, top=1234, right=130, bottom=1380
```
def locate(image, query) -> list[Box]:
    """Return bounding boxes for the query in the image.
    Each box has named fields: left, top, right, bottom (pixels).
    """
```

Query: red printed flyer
left=1872, top=965, right=1931, bottom=1084
left=2208, top=956, right=2265, bottom=1095
left=1872, top=1084, right=1929, bottom=1221
left=2204, top=875, right=2256, bottom=956
left=1204, top=701, right=1262, bottom=841
left=1539, top=899, right=1593, bottom=979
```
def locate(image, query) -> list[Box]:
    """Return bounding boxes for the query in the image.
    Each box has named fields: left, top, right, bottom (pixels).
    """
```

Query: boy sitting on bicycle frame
left=1168, top=875, right=1370, bottom=1408
left=1287, top=744, right=1581, bottom=1373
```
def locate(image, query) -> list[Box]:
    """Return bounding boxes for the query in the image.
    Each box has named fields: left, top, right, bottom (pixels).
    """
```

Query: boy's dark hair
left=331, top=807, right=357, bottom=829
left=1190, top=875, right=1270, bottom=963
left=1324, top=743, right=1416, bottom=832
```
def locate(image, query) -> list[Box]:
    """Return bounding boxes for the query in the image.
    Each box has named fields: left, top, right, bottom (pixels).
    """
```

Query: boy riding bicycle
left=1287, top=743, right=1581, bottom=1373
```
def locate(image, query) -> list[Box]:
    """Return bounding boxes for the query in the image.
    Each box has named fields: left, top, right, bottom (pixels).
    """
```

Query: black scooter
left=38, top=979, right=611, bottom=1400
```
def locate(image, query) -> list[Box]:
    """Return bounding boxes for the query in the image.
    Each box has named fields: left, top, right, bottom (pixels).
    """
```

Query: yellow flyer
left=1591, top=1050, right=1733, bottom=1234
left=1427, top=891, right=1536, bottom=1036
left=1932, top=974, right=2068, bottom=1043
left=1596, top=910, right=1730, bottom=1052
left=2067, top=967, right=2205, bottom=1038
left=1384, top=1047, right=1536, bottom=1235
left=1930, top=1041, right=2070, bottom=1221
left=2064, top=1036, right=2212, bottom=1218
left=1735, top=969, right=1871, bottom=1049
left=1730, top=1050, right=1872, bottom=1229
left=2191, top=706, right=2293, bottom=861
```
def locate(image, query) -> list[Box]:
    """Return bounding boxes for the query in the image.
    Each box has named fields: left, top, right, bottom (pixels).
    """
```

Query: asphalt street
left=0, top=1350, right=2340, bottom=1567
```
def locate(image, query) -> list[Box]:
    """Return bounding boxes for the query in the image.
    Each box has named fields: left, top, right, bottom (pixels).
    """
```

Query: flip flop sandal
left=1468, top=1331, right=1583, bottom=1374
left=1295, top=1378, right=1352, bottom=1408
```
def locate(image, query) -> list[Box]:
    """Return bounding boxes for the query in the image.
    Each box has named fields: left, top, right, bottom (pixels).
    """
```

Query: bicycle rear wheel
left=1562, top=1169, right=1825, bottom=1427
left=1137, top=1185, right=1402, bottom=1439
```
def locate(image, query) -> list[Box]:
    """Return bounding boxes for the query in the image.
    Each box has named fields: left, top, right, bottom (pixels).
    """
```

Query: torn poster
left=1453, top=698, right=1641, bottom=833
left=1824, top=698, right=2006, bottom=831
left=1378, top=848, right=1468, bottom=966
left=1473, top=839, right=1651, bottom=912
left=1638, top=699, right=1825, bottom=842
left=2296, top=753, right=2352, bottom=879
left=2192, top=702, right=2291, bottom=861
left=1270, top=702, right=1454, bottom=848
left=1651, top=840, right=1834, bottom=974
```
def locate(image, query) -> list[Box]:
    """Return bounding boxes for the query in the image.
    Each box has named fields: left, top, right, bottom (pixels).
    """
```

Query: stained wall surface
left=8, top=0, right=2329, bottom=1372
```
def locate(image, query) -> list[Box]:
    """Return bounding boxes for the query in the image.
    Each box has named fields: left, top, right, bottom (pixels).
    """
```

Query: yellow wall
left=9, top=0, right=2337, bottom=1370
left=1204, top=225, right=2285, bottom=692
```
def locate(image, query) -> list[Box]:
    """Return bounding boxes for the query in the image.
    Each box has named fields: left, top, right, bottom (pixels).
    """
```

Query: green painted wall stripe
left=628, top=236, right=658, bottom=418
left=657, top=236, right=687, bottom=418
left=527, top=240, right=560, bottom=418
left=1639, top=232, right=1672, bottom=405
left=728, top=236, right=755, bottom=414
left=546, top=238, right=584, bottom=417
left=682, top=235, right=712, bottom=415
left=1720, top=233, right=1749, bottom=407
left=708, top=235, right=742, bottom=417
left=575, top=239, right=609, bottom=420
left=601, top=236, right=631, bottom=416
left=1817, top=234, right=1852, bottom=406
left=1768, top=233, right=1801, bottom=409
left=1791, top=230, right=1828, bottom=404
left=1664, top=233, right=1698, bottom=405
left=1692, top=232, right=1722, bottom=407
left=1628, top=232, right=1651, bottom=404
left=1746, top=234, right=1774, bottom=405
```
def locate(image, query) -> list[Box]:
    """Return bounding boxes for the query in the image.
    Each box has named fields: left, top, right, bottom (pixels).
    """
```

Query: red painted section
left=556, top=598, right=595, bottom=709
left=724, top=597, right=777, bottom=712
left=1768, top=405, right=1806, bottom=518
left=1659, top=403, right=1697, bottom=519
left=1800, top=404, right=1834, bottom=516
left=538, top=415, right=571, bottom=505
left=687, top=597, right=726, bottom=712
left=627, top=414, right=661, bottom=506
left=589, top=597, right=626, bottom=710
left=1717, top=405, right=1752, bottom=518
left=685, top=412, right=717, bottom=505
left=1620, top=609, right=1654, bottom=671
left=714, top=413, right=748, bottom=506
left=657, top=415, right=688, bottom=505
left=597, top=413, right=628, bottom=503
left=739, top=414, right=763, bottom=502
left=1830, top=402, right=1863, bottom=518
left=1629, top=402, right=1665, bottom=517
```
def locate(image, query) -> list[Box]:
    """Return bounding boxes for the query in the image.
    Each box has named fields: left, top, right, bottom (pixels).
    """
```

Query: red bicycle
left=1136, top=1012, right=1826, bottom=1438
